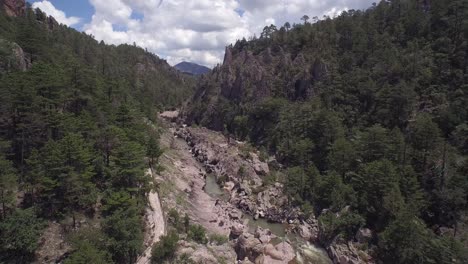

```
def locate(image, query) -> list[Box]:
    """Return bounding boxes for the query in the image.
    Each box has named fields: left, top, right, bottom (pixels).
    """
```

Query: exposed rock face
left=355, top=228, right=372, bottom=244
left=262, top=242, right=296, bottom=264
left=230, top=223, right=245, bottom=239
left=11, top=42, right=30, bottom=71
left=0, top=39, right=31, bottom=74
left=46, top=16, right=59, bottom=30
left=234, top=232, right=295, bottom=264
left=183, top=45, right=329, bottom=131
left=172, top=122, right=379, bottom=264
left=176, top=240, right=237, bottom=264
left=172, top=125, right=325, bottom=262
left=174, top=126, right=306, bottom=224
left=327, top=239, right=374, bottom=264
left=235, top=233, right=263, bottom=261
left=1, top=0, right=25, bottom=17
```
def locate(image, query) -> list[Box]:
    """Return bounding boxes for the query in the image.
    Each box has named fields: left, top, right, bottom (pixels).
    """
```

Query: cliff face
left=1, top=0, right=59, bottom=30
left=183, top=45, right=328, bottom=131
left=0, top=0, right=25, bottom=17
left=0, top=39, right=31, bottom=74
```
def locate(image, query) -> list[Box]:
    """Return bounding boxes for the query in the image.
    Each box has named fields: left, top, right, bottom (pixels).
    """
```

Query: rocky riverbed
left=157, top=111, right=374, bottom=264
left=170, top=123, right=332, bottom=263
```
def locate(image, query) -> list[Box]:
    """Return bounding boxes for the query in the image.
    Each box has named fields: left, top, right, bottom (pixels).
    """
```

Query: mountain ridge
left=0, top=2, right=193, bottom=263
left=183, top=1, right=468, bottom=263
left=174, top=61, right=210, bottom=75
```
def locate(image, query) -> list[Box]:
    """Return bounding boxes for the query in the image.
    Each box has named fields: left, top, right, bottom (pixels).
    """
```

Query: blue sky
left=29, top=0, right=240, bottom=31
left=29, top=0, right=92, bottom=29
left=29, top=0, right=375, bottom=67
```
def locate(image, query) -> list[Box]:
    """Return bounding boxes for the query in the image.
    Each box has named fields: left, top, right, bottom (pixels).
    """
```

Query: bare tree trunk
left=72, top=211, right=76, bottom=229
left=441, top=141, right=447, bottom=190
left=1, top=189, right=5, bottom=219
left=454, top=221, right=458, bottom=238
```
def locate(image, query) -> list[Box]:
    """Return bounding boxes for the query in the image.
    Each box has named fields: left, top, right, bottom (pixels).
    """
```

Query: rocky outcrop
left=177, top=240, right=237, bottom=264
left=355, top=228, right=372, bottom=244
left=327, top=240, right=374, bottom=264
left=262, top=242, right=296, bottom=264
left=46, top=16, right=59, bottom=30
left=0, top=0, right=25, bottom=17
left=0, top=39, right=31, bottom=74
left=174, top=126, right=308, bottom=225
left=234, top=231, right=295, bottom=264
left=294, top=221, right=319, bottom=242
left=183, top=45, right=329, bottom=130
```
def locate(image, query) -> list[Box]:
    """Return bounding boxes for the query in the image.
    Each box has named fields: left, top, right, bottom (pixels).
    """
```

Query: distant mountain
left=174, top=61, right=210, bottom=75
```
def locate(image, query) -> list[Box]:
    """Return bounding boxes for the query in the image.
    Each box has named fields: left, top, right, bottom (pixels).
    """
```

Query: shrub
left=151, top=231, right=179, bottom=263
left=188, top=225, right=207, bottom=244
left=318, top=210, right=364, bottom=243
left=209, top=234, right=228, bottom=245
left=168, top=208, right=180, bottom=228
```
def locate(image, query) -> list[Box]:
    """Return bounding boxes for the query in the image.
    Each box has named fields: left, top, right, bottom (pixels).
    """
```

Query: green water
left=205, top=173, right=226, bottom=198
left=204, top=174, right=332, bottom=264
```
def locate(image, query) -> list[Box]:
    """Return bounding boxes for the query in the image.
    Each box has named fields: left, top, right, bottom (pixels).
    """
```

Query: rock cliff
left=0, top=0, right=25, bottom=17
left=0, top=39, right=31, bottom=74
left=183, top=44, right=328, bottom=131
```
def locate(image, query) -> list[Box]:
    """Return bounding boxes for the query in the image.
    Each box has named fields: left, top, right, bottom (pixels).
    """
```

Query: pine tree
left=103, top=207, right=143, bottom=264
left=146, top=136, right=163, bottom=168
left=59, top=134, right=97, bottom=227
left=0, top=155, right=17, bottom=219
left=0, top=208, right=45, bottom=262
left=352, top=159, right=403, bottom=228
left=112, top=139, right=147, bottom=194
left=328, top=137, right=357, bottom=180
left=24, top=149, right=44, bottom=204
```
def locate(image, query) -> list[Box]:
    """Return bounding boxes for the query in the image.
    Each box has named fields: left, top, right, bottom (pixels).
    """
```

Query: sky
left=30, top=0, right=376, bottom=67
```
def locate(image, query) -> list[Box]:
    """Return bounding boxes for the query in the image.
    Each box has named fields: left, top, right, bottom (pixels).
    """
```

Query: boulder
left=229, top=210, right=242, bottom=220
left=230, top=224, right=244, bottom=239
left=251, top=153, right=269, bottom=176
left=241, top=257, right=255, bottom=264
left=327, top=241, right=374, bottom=264
left=177, top=240, right=236, bottom=264
left=261, top=242, right=295, bottom=264
left=235, top=233, right=262, bottom=261
left=254, top=227, right=271, bottom=238
left=223, top=181, right=235, bottom=191
left=263, top=243, right=282, bottom=260
left=356, top=228, right=372, bottom=244
left=297, top=225, right=312, bottom=241
left=259, top=235, right=270, bottom=244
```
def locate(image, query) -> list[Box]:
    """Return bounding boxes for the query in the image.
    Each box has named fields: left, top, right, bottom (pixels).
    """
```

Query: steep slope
left=0, top=0, right=25, bottom=17
left=174, top=61, right=211, bottom=75
left=0, top=1, right=191, bottom=263
left=183, top=45, right=327, bottom=130
left=184, top=1, right=468, bottom=263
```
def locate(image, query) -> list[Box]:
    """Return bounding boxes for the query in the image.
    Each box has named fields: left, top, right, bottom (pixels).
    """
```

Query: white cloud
left=83, top=0, right=376, bottom=67
left=32, top=1, right=81, bottom=26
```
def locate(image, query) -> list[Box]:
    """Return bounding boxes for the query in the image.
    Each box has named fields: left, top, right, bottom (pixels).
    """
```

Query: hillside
left=184, top=1, right=468, bottom=263
left=174, top=61, right=211, bottom=75
left=0, top=1, right=192, bottom=263
left=0, top=0, right=467, bottom=263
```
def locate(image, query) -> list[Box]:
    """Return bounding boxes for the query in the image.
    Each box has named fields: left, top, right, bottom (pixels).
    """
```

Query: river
left=205, top=174, right=332, bottom=264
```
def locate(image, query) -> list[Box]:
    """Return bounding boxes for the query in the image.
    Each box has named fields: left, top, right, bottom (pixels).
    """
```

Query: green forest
left=0, top=4, right=192, bottom=264
left=1, top=0, right=468, bottom=263
left=186, top=0, right=468, bottom=263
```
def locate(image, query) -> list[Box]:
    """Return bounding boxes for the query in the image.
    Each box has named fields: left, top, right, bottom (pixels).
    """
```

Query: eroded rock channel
left=159, top=112, right=332, bottom=263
